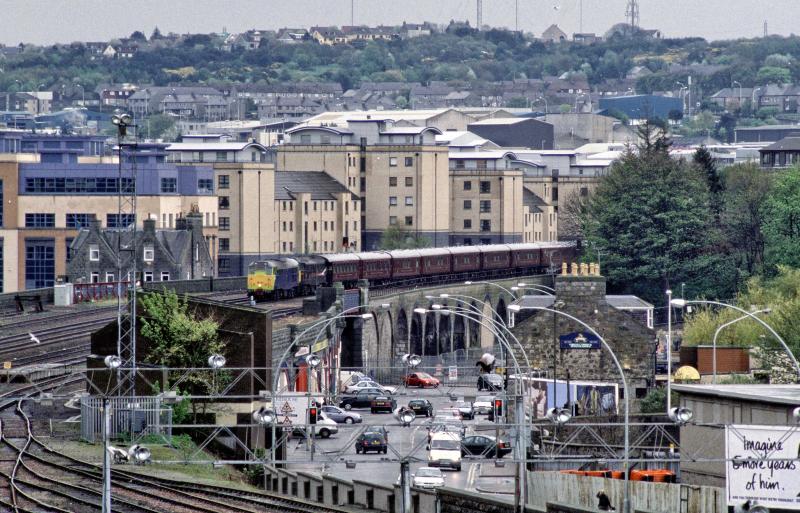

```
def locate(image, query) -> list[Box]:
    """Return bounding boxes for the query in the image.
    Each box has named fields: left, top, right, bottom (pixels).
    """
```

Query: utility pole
left=476, top=0, right=483, bottom=30
left=763, top=19, right=768, bottom=37
left=625, top=0, right=639, bottom=30
left=515, top=0, right=519, bottom=32
left=351, top=0, right=354, bottom=26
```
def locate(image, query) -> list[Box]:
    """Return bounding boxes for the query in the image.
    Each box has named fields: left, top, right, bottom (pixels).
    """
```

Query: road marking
left=467, top=462, right=481, bottom=490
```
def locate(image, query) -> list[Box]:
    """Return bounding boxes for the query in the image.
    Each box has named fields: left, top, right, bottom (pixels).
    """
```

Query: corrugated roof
left=606, top=295, right=654, bottom=309
left=671, top=384, right=800, bottom=406
left=166, top=142, right=266, bottom=152
left=274, top=171, right=356, bottom=201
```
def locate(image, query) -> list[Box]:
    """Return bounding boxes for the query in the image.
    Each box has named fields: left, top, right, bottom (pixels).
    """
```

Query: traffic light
left=308, top=406, right=318, bottom=425
left=493, top=398, right=503, bottom=420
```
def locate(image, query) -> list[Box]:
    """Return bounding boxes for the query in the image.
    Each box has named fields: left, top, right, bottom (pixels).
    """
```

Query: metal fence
left=80, top=396, right=172, bottom=442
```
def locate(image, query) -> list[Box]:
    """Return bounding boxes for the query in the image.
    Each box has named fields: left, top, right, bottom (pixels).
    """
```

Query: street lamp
left=666, top=290, right=674, bottom=412
left=463, top=280, right=518, bottom=299
left=793, top=406, right=800, bottom=423
left=208, top=354, right=226, bottom=369
left=711, top=308, right=770, bottom=384
left=101, top=353, right=123, bottom=513
left=670, top=298, right=800, bottom=382
left=668, top=407, right=693, bottom=425
left=545, top=407, right=571, bottom=425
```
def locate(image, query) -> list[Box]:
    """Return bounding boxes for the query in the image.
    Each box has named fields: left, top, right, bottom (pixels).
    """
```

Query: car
left=355, top=432, right=387, bottom=454
left=371, top=395, right=397, bottom=413
left=345, top=380, right=397, bottom=395
left=461, top=434, right=512, bottom=458
left=454, top=401, right=474, bottom=420
left=408, top=399, right=434, bottom=417
left=363, top=425, right=389, bottom=443
left=477, top=373, right=504, bottom=391
left=428, top=432, right=462, bottom=471
left=321, top=405, right=362, bottom=424
left=426, top=419, right=465, bottom=444
left=339, top=391, right=383, bottom=410
left=291, top=412, right=338, bottom=438
left=412, top=467, right=445, bottom=489
left=403, top=372, right=440, bottom=388
left=473, top=395, right=495, bottom=415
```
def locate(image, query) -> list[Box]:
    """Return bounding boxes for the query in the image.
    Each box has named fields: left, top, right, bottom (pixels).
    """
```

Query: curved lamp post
left=711, top=308, right=770, bottom=384
left=508, top=303, right=631, bottom=513
left=670, top=299, right=800, bottom=383
left=464, top=280, right=519, bottom=300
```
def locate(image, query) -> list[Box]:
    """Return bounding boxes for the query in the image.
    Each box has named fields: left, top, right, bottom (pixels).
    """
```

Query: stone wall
left=513, top=275, right=655, bottom=396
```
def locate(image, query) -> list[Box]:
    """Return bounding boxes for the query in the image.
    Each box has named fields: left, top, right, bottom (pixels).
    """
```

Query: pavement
left=283, top=384, right=518, bottom=494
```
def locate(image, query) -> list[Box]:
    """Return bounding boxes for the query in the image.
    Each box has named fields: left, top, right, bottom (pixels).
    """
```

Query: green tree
left=580, top=121, right=728, bottom=303
left=756, top=66, right=791, bottom=84
left=378, top=225, right=431, bottom=250
left=145, top=114, right=176, bottom=140
left=693, top=146, right=723, bottom=223
left=139, top=290, right=225, bottom=421
left=506, top=97, right=529, bottom=108
left=762, top=167, right=800, bottom=270
left=721, top=163, right=772, bottom=275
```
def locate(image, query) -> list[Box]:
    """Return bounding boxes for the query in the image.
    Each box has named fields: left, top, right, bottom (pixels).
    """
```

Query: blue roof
left=597, top=95, right=683, bottom=120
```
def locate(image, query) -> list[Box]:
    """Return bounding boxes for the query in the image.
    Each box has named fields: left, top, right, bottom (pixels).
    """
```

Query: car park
left=461, top=434, right=512, bottom=458
left=477, top=373, right=504, bottom=391
left=355, top=432, right=388, bottom=454
left=339, top=391, right=383, bottom=410
left=345, top=380, right=397, bottom=395
left=473, top=395, right=495, bottom=414
left=408, top=399, right=434, bottom=417
left=403, top=372, right=440, bottom=388
left=428, top=432, right=462, bottom=471
left=371, top=395, right=397, bottom=413
left=412, top=467, right=445, bottom=489
left=321, top=405, right=362, bottom=424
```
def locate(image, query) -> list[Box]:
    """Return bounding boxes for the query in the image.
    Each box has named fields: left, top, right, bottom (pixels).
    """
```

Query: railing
left=73, top=281, right=130, bottom=303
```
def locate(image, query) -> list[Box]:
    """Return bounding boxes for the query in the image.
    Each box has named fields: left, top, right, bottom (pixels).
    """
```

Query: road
left=283, top=384, right=517, bottom=495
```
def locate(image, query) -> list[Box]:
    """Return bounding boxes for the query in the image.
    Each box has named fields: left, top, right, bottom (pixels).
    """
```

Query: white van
left=428, top=432, right=462, bottom=471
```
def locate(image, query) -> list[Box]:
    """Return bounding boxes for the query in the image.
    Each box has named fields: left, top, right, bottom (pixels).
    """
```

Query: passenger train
left=246, top=242, right=576, bottom=300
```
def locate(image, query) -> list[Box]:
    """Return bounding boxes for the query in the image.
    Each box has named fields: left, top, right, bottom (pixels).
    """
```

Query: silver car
left=321, top=405, right=363, bottom=424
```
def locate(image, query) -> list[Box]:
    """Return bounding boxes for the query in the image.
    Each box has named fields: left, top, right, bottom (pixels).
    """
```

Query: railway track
left=0, top=377, right=349, bottom=513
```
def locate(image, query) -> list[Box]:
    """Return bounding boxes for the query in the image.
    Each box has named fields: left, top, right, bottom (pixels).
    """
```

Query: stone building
left=510, top=267, right=656, bottom=399
left=67, top=211, right=213, bottom=284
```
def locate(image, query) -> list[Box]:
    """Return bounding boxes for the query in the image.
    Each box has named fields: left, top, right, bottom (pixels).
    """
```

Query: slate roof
left=523, top=188, right=547, bottom=213
left=274, top=171, right=357, bottom=201
left=762, top=137, right=800, bottom=151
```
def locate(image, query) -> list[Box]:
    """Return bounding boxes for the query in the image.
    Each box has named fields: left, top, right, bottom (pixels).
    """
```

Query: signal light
left=494, top=398, right=503, bottom=419
left=308, top=407, right=318, bottom=425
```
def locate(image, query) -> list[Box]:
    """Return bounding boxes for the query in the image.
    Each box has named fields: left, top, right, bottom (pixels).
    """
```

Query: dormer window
left=143, top=245, right=154, bottom=262
left=89, top=244, right=100, bottom=261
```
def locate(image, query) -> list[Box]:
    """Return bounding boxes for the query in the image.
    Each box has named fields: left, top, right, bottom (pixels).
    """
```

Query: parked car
left=473, top=395, right=495, bottom=415
left=412, top=467, right=445, bottom=489
left=371, top=395, right=397, bottom=413
left=408, top=399, right=434, bottom=417
left=339, top=391, right=383, bottom=410
left=454, top=401, right=474, bottom=420
left=321, top=405, right=362, bottom=424
left=428, top=432, right=462, bottom=471
left=345, top=380, right=397, bottom=395
left=477, top=373, right=504, bottom=391
left=355, top=432, right=387, bottom=454
left=363, top=425, right=389, bottom=443
left=403, top=372, right=440, bottom=388
left=461, top=434, right=512, bottom=458
left=291, top=413, right=338, bottom=438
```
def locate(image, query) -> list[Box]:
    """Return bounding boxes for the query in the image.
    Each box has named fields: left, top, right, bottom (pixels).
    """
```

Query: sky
left=0, top=0, right=796, bottom=46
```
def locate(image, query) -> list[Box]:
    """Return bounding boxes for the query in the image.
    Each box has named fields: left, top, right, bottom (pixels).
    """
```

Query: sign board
left=3, top=361, right=11, bottom=370
left=448, top=366, right=458, bottom=381
left=559, top=331, right=601, bottom=350
left=725, top=425, right=800, bottom=510
left=311, top=338, right=329, bottom=353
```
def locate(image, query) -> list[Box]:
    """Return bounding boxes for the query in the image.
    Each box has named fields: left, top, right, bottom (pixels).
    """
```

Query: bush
left=639, top=388, right=679, bottom=414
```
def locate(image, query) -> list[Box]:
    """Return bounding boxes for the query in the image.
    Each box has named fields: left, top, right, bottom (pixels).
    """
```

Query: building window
left=91, top=272, right=100, bottom=283
left=404, top=157, right=413, bottom=167
left=480, top=200, right=492, bottom=213
left=160, top=271, right=170, bottom=281
left=389, top=196, right=397, bottom=206
left=160, top=177, right=177, bottom=193
left=219, top=217, right=230, bottom=231
left=144, top=271, right=154, bottom=282
left=463, top=181, right=472, bottom=191
left=389, top=177, right=397, bottom=187
left=106, top=214, right=135, bottom=228
left=405, top=177, right=413, bottom=187
left=25, top=213, right=55, bottom=228
left=282, top=242, right=287, bottom=252
left=463, top=200, right=472, bottom=210
left=405, top=216, right=413, bottom=226
left=480, top=181, right=491, bottom=193
left=25, top=239, right=55, bottom=289
left=480, top=220, right=491, bottom=232
left=219, top=238, right=229, bottom=252
left=300, top=135, right=311, bottom=144
left=389, top=216, right=397, bottom=225
left=66, top=213, right=93, bottom=229
left=218, top=175, right=230, bottom=189
left=89, top=244, right=100, bottom=261
left=25, top=177, right=133, bottom=194
left=389, top=157, right=398, bottom=167
left=198, top=178, right=213, bottom=193
left=143, top=245, right=155, bottom=262
left=218, top=257, right=230, bottom=272
left=219, top=196, right=230, bottom=209
left=105, top=272, right=114, bottom=282
left=463, top=219, right=472, bottom=229
left=405, top=196, right=413, bottom=206
left=282, top=221, right=287, bottom=231
left=580, top=187, right=589, bottom=197
left=215, top=151, right=228, bottom=162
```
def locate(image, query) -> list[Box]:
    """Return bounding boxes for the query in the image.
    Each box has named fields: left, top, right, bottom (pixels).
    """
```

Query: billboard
left=725, top=425, right=800, bottom=510
left=524, top=377, right=618, bottom=419
left=559, top=331, right=602, bottom=350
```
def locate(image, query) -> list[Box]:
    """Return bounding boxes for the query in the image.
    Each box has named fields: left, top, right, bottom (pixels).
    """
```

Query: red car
left=404, top=372, right=440, bottom=388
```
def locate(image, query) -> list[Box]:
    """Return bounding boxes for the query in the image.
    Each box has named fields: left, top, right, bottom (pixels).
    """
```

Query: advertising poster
left=725, top=425, right=800, bottom=510
left=524, top=378, right=619, bottom=418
